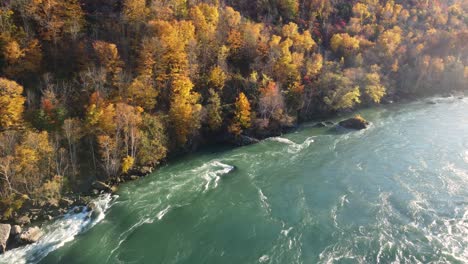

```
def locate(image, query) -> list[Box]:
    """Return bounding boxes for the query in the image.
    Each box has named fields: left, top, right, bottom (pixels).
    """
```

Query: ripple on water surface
left=2, top=97, right=468, bottom=264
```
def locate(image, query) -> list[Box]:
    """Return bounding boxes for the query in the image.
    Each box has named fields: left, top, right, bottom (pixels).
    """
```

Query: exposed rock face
left=312, top=122, right=327, bottom=128
left=15, top=215, right=31, bottom=226
left=313, top=121, right=335, bottom=128
left=43, top=215, right=53, bottom=221
left=128, top=175, right=139, bottom=181
left=19, top=226, right=43, bottom=244
left=92, top=181, right=112, bottom=192
left=59, top=198, right=74, bottom=207
left=339, top=115, right=369, bottom=130
left=139, top=166, right=153, bottom=175
left=87, top=202, right=97, bottom=211
left=10, top=225, right=21, bottom=237
left=0, top=224, right=11, bottom=253
left=234, top=135, right=260, bottom=146
left=0, top=194, right=96, bottom=253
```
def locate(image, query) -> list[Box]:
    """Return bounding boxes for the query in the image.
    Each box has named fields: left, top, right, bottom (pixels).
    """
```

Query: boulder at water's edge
left=339, top=115, right=369, bottom=130
left=92, top=181, right=112, bottom=192
left=0, top=224, right=10, bottom=253
left=19, top=226, right=43, bottom=244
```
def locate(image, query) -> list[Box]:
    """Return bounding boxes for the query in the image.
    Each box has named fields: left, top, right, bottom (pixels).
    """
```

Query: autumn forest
left=0, top=0, right=466, bottom=218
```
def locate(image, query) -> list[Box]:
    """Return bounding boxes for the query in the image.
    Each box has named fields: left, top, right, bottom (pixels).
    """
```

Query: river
left=1, top=96, right=467, bottom=264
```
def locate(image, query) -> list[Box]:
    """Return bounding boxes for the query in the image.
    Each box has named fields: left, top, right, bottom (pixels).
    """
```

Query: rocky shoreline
left=0, top=99, right=438, bottom=254
left=0, top=165, right=155, bottom=254
left=0, top=112, right=374, bottom=254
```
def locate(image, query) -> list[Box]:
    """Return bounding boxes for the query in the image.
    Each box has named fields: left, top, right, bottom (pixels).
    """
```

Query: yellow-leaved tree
left=121, top=156, right=134, bottom=174
left=0, top=78, right=25, bottom=129
left=169, top=76, right=202, bottom=146
left=206, top=89, right=223, bottom=131
left=123, top=0, right=148, bottom=24
left=363, top=72, right=386, bottom=103
left=330, top=33, right=360, bottom=58
left=377, top=26, right=402, bottom=56
left=92, top=41, right=124, bottom=91
left=229, top=92, right=252, bottom=135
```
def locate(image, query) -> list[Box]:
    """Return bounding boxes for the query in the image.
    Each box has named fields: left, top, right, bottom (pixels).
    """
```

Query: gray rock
left=29, top=209, right=41, bottom=215
left=15, top=215, right=30, bottom=226
left=139, top=166, right=153, bottom=175
left=59, top=198, right=74, bottom=207
left=129, top=175, right=139, bottom=181
left=87, top=202, right=96, bottom=211
left=339, top=116, right=369, bottom=130
left=10, top=225, right=21, bottom=236
left=0, top=224, right=11, bottom=253
left=312, top=122, right=327, bottom=128
left=78, top=196, right=92, bottom=206
left=47, top=198, right=59, bottom=208
left=91, top=181, right=112, bottom=192
left=43, top=215, right=53, bottom=221
left=237, top=135, right=259, bottom=146
left=19, top=226, right=43, bottom=244
left=313, top=121, right=334, bottom=128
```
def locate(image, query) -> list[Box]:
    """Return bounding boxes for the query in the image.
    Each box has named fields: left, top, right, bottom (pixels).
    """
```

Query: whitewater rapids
left=0, top=194, right=114, bottom=264
left=2, top=96, right=467, bottom=264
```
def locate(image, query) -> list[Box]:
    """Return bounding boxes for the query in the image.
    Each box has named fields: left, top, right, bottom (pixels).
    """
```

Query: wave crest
left=268, top=137, right=315, bottom=153
left=193, top=161, right=234, bottom=192
left=0, top=194, right=115, bottom=264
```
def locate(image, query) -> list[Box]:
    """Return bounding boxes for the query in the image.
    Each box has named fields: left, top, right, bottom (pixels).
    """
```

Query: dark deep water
left=1, top=96, right=467, bottom=264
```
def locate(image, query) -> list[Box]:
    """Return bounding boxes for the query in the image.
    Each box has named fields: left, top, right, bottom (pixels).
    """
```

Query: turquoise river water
left=1, top=96, right=467, bottom=264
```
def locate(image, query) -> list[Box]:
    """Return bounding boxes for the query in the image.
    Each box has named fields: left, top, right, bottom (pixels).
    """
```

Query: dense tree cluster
left=0, top=0, right=466, bottom=215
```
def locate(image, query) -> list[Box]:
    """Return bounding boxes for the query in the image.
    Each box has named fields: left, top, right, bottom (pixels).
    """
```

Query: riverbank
left=4, top=95, right=466, bottom=264
left=0, top=164, right=156, bottom=253
left=0, top=92, right=465, bottom=255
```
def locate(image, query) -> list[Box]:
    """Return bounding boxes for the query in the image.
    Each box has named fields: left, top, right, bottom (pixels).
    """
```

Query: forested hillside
left=0, top=0, right=466, bottom=217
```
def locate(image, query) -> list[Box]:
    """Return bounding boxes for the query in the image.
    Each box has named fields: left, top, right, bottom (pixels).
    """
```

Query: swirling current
left=1, top=96, right=467, bottom=264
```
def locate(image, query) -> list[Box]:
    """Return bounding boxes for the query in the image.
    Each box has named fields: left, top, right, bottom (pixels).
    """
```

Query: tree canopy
left=0, top=0, right=466, bottom=213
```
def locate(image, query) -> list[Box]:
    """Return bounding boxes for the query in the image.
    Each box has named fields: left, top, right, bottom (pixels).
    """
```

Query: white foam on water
left=331, top=134, right=350, bottom=151
left=268, top=137, right=296, bottom=145
left=339, top=195, right=349, bottom=207
left=257, top=187, right=271, bottom=214
left=280, top=227, right=293, bottom=237
left=319, top=246, right=364, bottom=264
left=261, top=221, right=304, bottom=264
left=267, top=137, right=315, bottom=154
left=156, top=205, right=171, bottom=220
left=463, top=150, right=468, bottom=163
left=416, top=205, right=468, bottom=263
left=194, top=160, right=234, bottom=192
left=102, top=158, right=236, bottom=261
left=0, top=194, right=114, bottom=264
left=259, top=255, right=270, bottom=263
left=441, top=163, right=467, bottom=195
left=106, top=216, right=154, bottom=262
